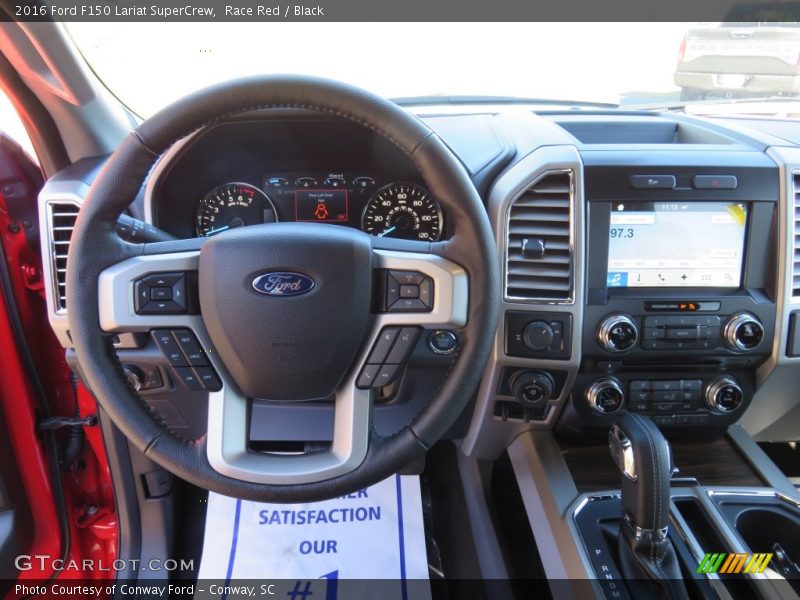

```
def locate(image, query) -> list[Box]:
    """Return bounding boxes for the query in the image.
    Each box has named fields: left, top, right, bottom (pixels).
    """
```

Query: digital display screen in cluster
left=606, top=202, right=748, bottom=288
left=294, top=190, right=349, bottom=223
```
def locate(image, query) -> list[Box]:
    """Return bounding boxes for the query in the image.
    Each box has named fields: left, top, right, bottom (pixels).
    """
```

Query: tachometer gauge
left=196, top=182, right=277, bottom=237
left=362, top=183, right=442, bottom=241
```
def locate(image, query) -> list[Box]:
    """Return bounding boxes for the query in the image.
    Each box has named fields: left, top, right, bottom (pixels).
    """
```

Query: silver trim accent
left=623, top=513, right=668, bottom=541
left=503, top=169, right=575, bottom=304
left=722, top=312, right=764, bottom=352
left=97, top=247, right=467, bottom=484
left=704, top=377, right=743, bottom=413
left=597, top=313, right=639, bottom=353
left=461, top=145, right=585, bottom=455
left=586, top=377, right=624, bottom=414
left=608, top=423, right=637, bottom=481
left=427, top=330, right=458, bottom=355
left=38, top=179, right=92, bottom=348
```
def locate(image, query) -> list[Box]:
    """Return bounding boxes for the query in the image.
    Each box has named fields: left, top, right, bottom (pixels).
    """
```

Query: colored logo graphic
left=697, top=552, right=773, bottom=574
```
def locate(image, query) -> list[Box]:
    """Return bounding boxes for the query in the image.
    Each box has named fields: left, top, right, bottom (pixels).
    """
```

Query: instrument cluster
left=195, top=172, right=443, bottom=241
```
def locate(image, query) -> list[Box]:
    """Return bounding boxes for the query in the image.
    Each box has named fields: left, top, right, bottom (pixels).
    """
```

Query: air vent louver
left=506, top=171, right=573, bottom=301
left=793, top=173, right=800, bottom=298
left=48, top=201, right=80, bottom=311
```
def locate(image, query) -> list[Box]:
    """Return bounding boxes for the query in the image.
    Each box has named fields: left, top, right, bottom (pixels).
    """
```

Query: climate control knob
left=511, top=371, right=555, bottom=408
left=586, top=378, right=625, bottom=414
left=723, top=313, right=764, bottom=352
left=705, top=377, right=744, bottom=413
left=597, top=314, right=639, bottom=352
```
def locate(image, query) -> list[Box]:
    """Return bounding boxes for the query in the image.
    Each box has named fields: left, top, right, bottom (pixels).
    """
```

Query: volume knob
left=597, top=314, right=639, bottom=352
left=723, top=313, right=764, bottom=352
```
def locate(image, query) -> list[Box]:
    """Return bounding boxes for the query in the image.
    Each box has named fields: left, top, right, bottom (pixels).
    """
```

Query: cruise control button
left=173, top=367, right=203, bottom=390
left=194, top=366, right=222, bottom=391
left=385, top=327, right=420, bottom=364
left=357, top=364, right=381, bottom=389
left=172, top=329, right=207, bottom=366
left=152, top=330, right=186, bottom=366
left=367, top=327, right=400, bottom=364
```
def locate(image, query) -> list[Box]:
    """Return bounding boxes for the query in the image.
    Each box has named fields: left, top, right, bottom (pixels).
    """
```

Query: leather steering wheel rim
left=67, top=75, right=500, bottom=502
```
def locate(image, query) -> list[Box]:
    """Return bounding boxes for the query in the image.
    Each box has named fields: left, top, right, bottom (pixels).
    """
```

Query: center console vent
left=505, top=171, right=573, bottom=302
left=793, top=172, right=800, bottom=298
left=46, top=200, right=80, bottom=312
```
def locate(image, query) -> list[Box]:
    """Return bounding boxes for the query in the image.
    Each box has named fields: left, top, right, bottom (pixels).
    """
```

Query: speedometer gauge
left=196, top=182, right=277, bottom=237
left=361, top=183, right=442, bottom=241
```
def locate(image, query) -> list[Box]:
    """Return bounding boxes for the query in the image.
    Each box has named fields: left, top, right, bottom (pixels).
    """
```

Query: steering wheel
left=67, top=76, right=499, bottom=502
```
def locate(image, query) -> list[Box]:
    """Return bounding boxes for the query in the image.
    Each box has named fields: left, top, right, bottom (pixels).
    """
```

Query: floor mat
left=196, top=474, right=430, bottom=599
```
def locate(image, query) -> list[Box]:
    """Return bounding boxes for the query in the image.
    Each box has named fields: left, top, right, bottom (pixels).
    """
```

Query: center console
left=560, top=160, right=779, bottom=435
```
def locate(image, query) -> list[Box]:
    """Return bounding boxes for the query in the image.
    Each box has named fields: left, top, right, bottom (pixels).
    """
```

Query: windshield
left=66, top=22, right=800, bottom=118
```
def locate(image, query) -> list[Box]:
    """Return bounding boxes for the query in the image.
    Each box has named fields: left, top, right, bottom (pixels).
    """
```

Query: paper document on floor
left=196, top=474, right=430, bottom=600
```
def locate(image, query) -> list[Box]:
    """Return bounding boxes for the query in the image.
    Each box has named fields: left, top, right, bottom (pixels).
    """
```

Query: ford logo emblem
left=252, top=272, right=315, bottom=297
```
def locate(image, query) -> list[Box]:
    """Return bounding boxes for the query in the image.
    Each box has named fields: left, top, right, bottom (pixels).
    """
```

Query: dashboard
left=39, top=104, right=800, bottom=453
left=148, top=118, right=446, bottom=242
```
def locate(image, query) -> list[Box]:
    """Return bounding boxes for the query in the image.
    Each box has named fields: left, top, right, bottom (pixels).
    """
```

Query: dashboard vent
left=794, top=172, right=800, bottom=298
left=505, top=171, right=573, bottom=302
left=47, top=200, right=80, bottom=312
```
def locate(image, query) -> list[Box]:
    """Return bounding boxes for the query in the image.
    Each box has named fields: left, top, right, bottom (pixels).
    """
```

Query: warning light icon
left=314, top=202, right=329, bottom=220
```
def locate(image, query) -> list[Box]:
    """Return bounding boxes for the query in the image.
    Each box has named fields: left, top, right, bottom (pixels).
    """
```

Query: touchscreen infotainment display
left=606, top=202, right=747, bottom=288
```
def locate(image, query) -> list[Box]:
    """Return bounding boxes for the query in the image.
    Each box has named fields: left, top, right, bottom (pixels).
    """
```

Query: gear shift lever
left=609, top=414, right=688, bottom=599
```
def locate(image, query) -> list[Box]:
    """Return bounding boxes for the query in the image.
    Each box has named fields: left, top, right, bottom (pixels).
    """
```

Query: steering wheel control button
left=150, top=286, right=172, bottom=301
left=385, top=328, right=420, bottom=364
left=173, top=367, right=204, bottom=391
left=172, top=329, right=208, bottom=366
left=356, top=364, right=381, bottom=389
left=383, top=271, right=433, bottom=312
left=152, top=330, right=187, bottom=366
left=134, top=272, right=188, bottom=314
left=400, top=285, right=419, bottom=298
left=366, top=327, right=401, bottom=364
left=376, top=364, right=400, bottom=386
left=428, top=330, right=458, bottom=355
left=193, top=366, right=222, bottom=392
